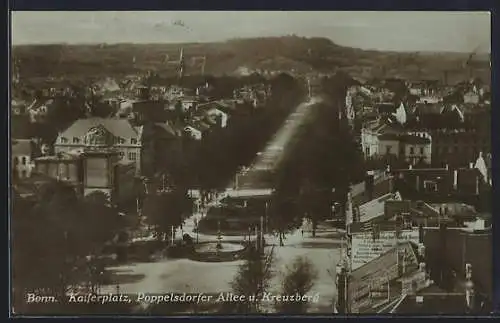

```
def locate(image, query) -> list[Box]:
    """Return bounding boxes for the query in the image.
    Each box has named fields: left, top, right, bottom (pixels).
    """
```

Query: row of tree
left=172, top=73, right=307, bottom=191
left=269, top=73, right=365, bottom=240
left=228, top=246, right=319, bottom=314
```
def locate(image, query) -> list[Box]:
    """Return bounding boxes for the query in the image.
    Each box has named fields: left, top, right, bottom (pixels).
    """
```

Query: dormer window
left=73, top=137, right=80, bottom=144
left=131, top=138, right=137, bottom=145
left=115, top=137, right=125, bottom=145
left=60, top=137, right=68, bottom=144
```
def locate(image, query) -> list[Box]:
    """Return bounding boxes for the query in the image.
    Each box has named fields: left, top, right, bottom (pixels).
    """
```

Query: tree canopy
left=12, top=182, right=126, bottom=314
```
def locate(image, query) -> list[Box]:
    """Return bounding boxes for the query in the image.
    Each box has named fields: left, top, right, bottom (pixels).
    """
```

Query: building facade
left=361, top=121, right=432, bottom=165
left=12, top=139, right=36, bottom=179
left=54, top=118, right=143, bottom=174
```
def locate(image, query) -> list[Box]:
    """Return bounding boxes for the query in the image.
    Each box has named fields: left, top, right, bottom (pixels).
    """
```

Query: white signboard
left=351, top=230, right=419, bottom=270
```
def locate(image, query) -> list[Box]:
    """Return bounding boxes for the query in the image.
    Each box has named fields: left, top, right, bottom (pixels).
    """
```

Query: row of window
left=60, top=137, right=139, bottom=145
left=119, top=151, right=137, bottom=161
left=383, top=146, right=426, bottom=155
left=13, top=156, right=28, bottom=165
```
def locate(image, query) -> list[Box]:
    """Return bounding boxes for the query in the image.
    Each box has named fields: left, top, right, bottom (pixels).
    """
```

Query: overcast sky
left=11, top=11, right=491, bottom=52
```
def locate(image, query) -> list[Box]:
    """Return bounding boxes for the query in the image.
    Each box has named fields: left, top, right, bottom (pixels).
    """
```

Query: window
left=128, top=152, right=137, bottom=161
left=420, top=147, right=424, bottom=155
left=423, top=180, right=438, bottom=192
left=410, top=147, right=415, bottom=155
left=21, top=156, right=27, bottom=165
left=119, top=151, right=125, bottom=160
left=131, top=138, right=137, bottom=145
left=386, top=146, right=392, bottom=155
left=73, top=137, right=80, bottom=144
left=60, top=137, right=68, bottom=144
left=365, top=147, right=370, bottom=156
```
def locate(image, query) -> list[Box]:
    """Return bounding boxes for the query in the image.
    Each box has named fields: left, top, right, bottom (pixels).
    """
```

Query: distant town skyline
left=11, top=11, right=491, bottom=53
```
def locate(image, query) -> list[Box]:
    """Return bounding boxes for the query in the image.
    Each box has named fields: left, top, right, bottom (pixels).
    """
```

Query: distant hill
left=11, top=36, right=491, bottom=84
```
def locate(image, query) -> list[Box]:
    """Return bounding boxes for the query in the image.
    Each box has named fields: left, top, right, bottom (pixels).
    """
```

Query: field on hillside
left=11, top=36, right=490, bottom=84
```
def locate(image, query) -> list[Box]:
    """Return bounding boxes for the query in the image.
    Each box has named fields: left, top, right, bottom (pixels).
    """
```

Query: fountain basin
left=189, top=241, right=247, bottom=263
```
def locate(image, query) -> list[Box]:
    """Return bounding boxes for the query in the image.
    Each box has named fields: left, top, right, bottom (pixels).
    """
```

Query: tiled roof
left=365, top=119, right=404, bottom=135
left=351, top=173, right=393, bottom=207
left=59, top=118, right=140, bottom=139
left=153, top=122, right=180, bottom=137
left=358, top=192, right=397, bottom=223
left=378, top=133, right=400, bottom=141
left=399, top=135, right=431, bottom=144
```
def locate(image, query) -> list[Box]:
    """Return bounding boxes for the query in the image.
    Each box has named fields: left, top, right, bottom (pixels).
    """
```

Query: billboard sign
left=351, top=229, right=419, bottom=270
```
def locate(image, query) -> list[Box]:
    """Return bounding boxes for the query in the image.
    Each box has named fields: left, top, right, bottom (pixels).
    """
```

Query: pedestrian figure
left=301, top=229, right=304, bottom=237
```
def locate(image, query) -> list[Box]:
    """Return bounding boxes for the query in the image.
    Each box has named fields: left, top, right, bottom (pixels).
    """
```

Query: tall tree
left=11, top=182, right=125, bottom=315
left=277, top=256, right=318, bottom=314
left=143, top=189, right=191, bottom=242
left=228, top=246, right=275, bottom=314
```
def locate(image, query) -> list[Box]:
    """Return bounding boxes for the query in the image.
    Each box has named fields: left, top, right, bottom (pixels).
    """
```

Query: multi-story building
left=33, top=148, right=138, bottom=205
left=54, top=117, right=143, bottom=174
left=408, top=103, right=490, bottom=167
left=361, top=119, right=432, bottom=165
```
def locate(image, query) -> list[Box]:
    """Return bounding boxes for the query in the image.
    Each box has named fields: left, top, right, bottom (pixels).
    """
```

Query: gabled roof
left=351, top=173, right=393, bottom=207
left=197, top=101, right=231, bottom=115
left=358, top=192, right=400, bottom=223
left=153, top=122, right=180, bottom=138
left=365, top=118, right=404, bottom=134
left=59, top=118, right=140, bottom=139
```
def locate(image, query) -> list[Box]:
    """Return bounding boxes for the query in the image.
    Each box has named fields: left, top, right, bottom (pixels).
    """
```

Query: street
left=101, top=95, right=342, bottom=313
left=102, top=217, right=343, bottom=313
left=236, top=96, right=323, bottom=189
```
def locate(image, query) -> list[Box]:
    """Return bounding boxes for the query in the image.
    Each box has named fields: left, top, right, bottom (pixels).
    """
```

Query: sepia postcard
left=9, top=10, right=492, bottom=316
